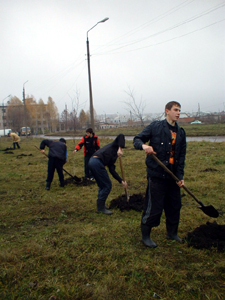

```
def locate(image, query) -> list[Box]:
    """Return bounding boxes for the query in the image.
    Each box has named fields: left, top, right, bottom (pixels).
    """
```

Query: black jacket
left=133, top=119, right=186, bottom=180
left=40, top=140, right=67, bottom=164
left=75, top=133, right=100, bottom=156
left=94, top=134, right=125, bottom=183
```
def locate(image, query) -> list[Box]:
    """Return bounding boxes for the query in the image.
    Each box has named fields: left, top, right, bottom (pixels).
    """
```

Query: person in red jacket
left=73, top=128, right=100, bottom=180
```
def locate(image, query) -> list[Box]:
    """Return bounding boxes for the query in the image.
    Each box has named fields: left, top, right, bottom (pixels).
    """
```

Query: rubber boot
left=141, top=224, right=157, bottom=248
left=97, top=207, right=113, bottom=215
left=45, top=182, right=51, bottom=190
left=60, top=181, right=64, bottom=187
left=166, top=223, right=182, bottom=243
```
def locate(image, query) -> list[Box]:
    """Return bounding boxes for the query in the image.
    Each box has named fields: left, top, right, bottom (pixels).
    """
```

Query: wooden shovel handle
left=34, top=145, right=76, bottom=180
left=119, top=156, right=128, bottom=198
left=151, top=153, right=204, bottom=207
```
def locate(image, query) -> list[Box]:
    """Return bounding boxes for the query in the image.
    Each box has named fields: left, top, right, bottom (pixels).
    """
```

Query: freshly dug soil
left=186, top=221, right=225, bottom=252
left=109, top=193, right=145, bottom=212
left=109, top=193, right=186, bottom=212
left=64, top=177, right=96, bottom=186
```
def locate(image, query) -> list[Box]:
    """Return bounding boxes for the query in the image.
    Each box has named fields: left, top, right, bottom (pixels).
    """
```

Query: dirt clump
left=186, top=221, right=225, bottom=252
left=109, top=193, right=144, bottom=212
left=64, top=177, right=95, bottom=186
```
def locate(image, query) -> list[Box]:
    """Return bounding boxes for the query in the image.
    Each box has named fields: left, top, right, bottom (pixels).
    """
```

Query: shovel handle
left=34, top=145, right=77, bottom=180
left=119, top=156, right=129, bottom=199
left=151, top=153, right=204, bottom=207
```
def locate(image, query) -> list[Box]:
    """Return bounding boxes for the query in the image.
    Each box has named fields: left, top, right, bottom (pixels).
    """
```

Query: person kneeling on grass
left=40, top=138, right=67, bottom=190
left=88, top=134, right=127, bottom=215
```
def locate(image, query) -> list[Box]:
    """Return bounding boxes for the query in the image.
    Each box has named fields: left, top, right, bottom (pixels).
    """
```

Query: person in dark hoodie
left=40, top=138, right=67, bottom=190
left=88, top=134, right=128, bottom=215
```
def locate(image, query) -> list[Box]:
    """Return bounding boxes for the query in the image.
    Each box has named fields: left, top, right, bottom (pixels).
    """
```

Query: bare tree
left=68, top=88, right=87, bottom=131
left=123, top=87, right=146, bottom=126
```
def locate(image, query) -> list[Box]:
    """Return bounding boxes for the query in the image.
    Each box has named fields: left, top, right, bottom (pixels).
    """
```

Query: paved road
left=35, top=135, right=225, bottom=142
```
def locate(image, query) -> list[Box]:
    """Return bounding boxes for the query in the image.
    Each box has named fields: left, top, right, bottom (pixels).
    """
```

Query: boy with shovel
left=133, top=101, right=186, bottom=248
left=9, top=132, right=20, bottom=149
left=40, top=138, right=67, bottom=190
left=88, top=134, right=128, bottom=215
left=73, top=128, right=100, bottom=180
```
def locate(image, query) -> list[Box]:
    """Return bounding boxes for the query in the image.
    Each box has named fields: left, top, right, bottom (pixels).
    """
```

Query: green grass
left=49, top=122, right=225, bottom=137
left=0, top=136, right=225, bottom=299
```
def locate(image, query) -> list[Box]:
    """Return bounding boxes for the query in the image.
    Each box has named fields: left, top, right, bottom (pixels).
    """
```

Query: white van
left=0, top=128, right=12, bottom=136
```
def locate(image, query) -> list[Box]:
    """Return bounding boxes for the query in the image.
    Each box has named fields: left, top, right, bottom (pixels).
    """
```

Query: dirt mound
left=64, top=177, right=96, bottom=186
left=109, top=193, right=144, bottom=212
left=187, top=222, right=225, bottom=252
left=200, top=168, right=218, bottom=172
left=0, top=147, right=14, bottom=151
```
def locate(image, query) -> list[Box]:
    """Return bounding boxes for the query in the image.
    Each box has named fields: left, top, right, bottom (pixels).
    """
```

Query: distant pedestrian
left=133, top=101, right=186, bottom=248
left=73, top=128, right=100, bottom=180
left=9, top=132, right=20, bottom=149
left=40, top=138, right=67, bottom=190
left=88, top=134, right=127, bottom=215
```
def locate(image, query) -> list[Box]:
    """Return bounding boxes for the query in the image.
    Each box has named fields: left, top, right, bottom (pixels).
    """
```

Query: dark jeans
left=47, top=156, right=64, bottom=184
left=142, top=177, right=181, bottom=228
left=84, top=156, right=93, bottom=178
left=88, top=157, right=112, bottom=210
left=13, top=142, right=20, bottom=149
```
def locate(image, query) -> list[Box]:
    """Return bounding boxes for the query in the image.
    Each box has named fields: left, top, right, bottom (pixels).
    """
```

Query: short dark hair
left=86, top=128, right=93, bottom=134
left=165, top=101, right=181, bottom=111
left=59, top=138, right=66, bottom=144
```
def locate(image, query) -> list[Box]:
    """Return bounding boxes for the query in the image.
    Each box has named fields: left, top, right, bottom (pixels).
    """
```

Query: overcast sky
left=1, top=0, right=225, bottom=117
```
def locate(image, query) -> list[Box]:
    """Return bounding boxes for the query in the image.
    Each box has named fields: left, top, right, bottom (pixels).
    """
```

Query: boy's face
left=166, top=105, right=181, bottom=123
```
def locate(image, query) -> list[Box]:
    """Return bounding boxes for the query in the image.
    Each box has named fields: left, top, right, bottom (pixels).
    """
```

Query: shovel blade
left=73, top=175, right=82, bottom=182
left=198, top=205, right=219, bottom=218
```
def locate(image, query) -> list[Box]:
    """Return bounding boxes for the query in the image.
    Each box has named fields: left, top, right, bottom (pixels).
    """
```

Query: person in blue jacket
left=40, top=138, right=67, bottom=190
left=88, top=134, right=127, bottom=215
left=133, top=101, right=186, bottom=248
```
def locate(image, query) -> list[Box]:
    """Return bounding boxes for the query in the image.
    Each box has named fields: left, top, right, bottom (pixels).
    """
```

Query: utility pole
left=86, top=17, right=109, bottom=131
left=65, top=104, right=67, bottom=132
left=23, top=81, right=28, bottom=137
left=2, top=95, right=11, bottom=136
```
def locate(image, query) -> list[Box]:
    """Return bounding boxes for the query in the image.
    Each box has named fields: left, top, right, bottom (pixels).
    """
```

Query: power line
left=92, top=2, right=225, bottom=55
left=96, top=18, right=225, bottom=55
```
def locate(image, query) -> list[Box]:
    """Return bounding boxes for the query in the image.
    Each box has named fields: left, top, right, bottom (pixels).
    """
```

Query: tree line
left=6, top=96, right=90, bottom=134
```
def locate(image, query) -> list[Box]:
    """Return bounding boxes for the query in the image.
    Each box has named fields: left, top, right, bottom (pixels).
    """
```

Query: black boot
left=141, top=224, right=157, bottom=248
left=45, top=182, right=51, bottom=190
left=60, top=182, right=64, bottom=187
left=166, top=223, right=182, bottom=242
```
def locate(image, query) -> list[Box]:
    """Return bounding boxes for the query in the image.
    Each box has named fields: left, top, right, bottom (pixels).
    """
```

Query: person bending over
left=40, top=138, right=67, bottom=190
left=88, top=134, right=127, bottom=215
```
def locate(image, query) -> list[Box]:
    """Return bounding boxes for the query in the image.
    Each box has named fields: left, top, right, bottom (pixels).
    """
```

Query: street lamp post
left=23, top=80, right=28, bottom=137
left=86, top=17, right=109, bottom=131
left=2, top=94, right=11, bottom=136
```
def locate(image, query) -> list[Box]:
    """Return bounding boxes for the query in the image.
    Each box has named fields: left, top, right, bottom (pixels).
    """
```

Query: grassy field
left=56, top=122, right=225, bottom=137
left=0, top=136, right=225, bottom=300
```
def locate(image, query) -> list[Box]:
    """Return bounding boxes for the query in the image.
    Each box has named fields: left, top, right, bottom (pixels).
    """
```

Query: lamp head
left=99, top=17, right=109, bottom=23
